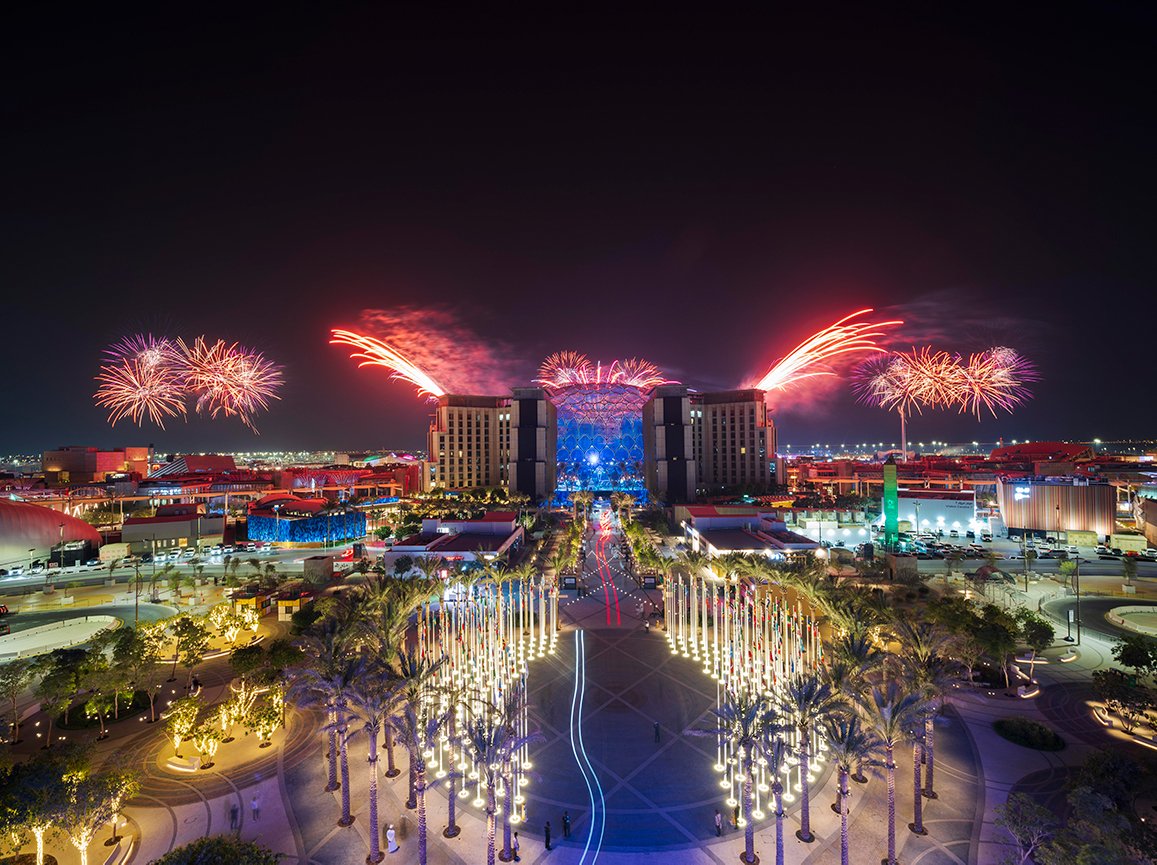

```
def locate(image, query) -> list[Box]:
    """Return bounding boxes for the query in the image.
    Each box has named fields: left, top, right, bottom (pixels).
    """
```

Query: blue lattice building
left=247, top=494, right=366, bottom=544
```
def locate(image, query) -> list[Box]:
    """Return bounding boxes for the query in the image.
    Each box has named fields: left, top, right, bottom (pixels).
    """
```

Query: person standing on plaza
left=544, top=821, right=552, bottom=850
left=714, top=809, right=722, bottom=836
left=229, top=801, right=239, bottom=831
left=562, top=811, right=571, bottom=839
left=386, top=824, right=399, bottom=853
left=512, top=832, right=521, bottom=861
left=654, top=721, right=661, bottom=743
left=250, top=792, right=260, bottom=822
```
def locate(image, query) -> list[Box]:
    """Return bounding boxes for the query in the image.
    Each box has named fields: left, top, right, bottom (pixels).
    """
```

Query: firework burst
left=956, top=346, right=1038, bottom=418
left=179, top=337, right=284, bottom=429
left=854, top=344, right=1038, bottom=458
left=94, top=356, right=188, bottom=429
left=330, top=329, right=446, bottom=398
left=753, top=308, right=903, bottom=392
left=93, top=332, right=283, bottom=431
left=535, top=351, right=674, bottom=391
left=106, top=333, right=182, bottom=370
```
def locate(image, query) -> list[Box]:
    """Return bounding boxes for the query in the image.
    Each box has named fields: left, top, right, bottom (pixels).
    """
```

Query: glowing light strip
left=569, top=630, right=596, bottom=861
left=575, top=629, right=605, bottom=863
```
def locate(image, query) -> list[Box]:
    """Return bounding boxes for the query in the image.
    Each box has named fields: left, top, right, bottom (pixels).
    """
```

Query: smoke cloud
left=357, top=306, right=534, bottom=394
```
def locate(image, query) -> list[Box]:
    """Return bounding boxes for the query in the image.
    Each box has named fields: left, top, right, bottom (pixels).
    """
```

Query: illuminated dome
left=536, top=352, right=676, bottom=496
left=0, top=499, right=102, bottom=566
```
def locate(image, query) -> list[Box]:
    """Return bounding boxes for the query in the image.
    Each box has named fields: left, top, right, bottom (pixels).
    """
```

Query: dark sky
left=3, top=4, right=1154, bottom=454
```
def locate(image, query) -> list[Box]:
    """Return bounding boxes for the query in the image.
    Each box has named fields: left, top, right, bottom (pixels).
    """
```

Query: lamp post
left=1074, top=554, right=1082, bottom=646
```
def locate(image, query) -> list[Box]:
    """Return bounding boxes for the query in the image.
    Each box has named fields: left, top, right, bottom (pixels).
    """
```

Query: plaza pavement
left=23, top=555, right=1157, bottom=863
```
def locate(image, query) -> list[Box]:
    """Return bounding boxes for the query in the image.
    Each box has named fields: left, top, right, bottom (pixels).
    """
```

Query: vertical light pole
left=1074, top=553, right=1082, bottom=646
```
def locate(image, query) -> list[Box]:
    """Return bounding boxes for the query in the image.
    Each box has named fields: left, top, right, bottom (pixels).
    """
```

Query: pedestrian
left=512, top=831, right=521, bottom=861
left=251, top=792, right=260, bottom=821
left=544, top=821, right=552, bottom=850
left=229, top=801, right=239, bottom=831
left=653, top=721, right=661, bottom=743
left=732, top=803, right=739, bottom=828
left=386, top=824, right=398, bottom=853
left=714, top=809, right=722, bottom=837
left=562, top=811, right=571, bottom=839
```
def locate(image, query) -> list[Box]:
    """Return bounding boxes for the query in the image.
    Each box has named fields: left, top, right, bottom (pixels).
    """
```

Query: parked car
left=981, top=533, right=993, bottom=542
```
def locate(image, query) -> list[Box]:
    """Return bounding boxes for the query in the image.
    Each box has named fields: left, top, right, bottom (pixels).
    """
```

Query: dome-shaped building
left=0, top=499, right=102, bottom=569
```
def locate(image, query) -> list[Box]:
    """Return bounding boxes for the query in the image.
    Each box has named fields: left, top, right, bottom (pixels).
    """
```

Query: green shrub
left=993, top=717, right=1065, bottom=751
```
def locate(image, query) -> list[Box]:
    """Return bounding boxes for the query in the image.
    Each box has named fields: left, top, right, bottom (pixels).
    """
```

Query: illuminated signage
left=1013, top=486, right=1031, bottom=501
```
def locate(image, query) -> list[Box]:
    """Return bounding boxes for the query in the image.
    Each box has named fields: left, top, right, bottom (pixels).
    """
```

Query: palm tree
left=688, top=690, right=780, bottom=864
left=289, top=619, right=356, bottom=804
left=907, top=725, right=927, bottom=836
left=779, top=672, right=843, bottom=842
left=857, top=682, right=923, bottom=865
left=676, top=548, right=709, bottom=577
left=463, top=704, right=504, bottom=865
left=414, top=555, right=444, bottom=583
left=440, top=680, right=469, bottom=839
left=765, top=733, right=790, bottom=865
left=571, top=490, right=594, bottom=521
left=345, top=660, right=397, bottom=863
left=824, top=716, right=882, bottom=865
left=393, top=648, right=443, bottom=810
left=617, top=493, right=636, bottom=522
left=494, top=689, right=544, bottom=861
left=892, top=620, right=958, bottom=799
left=387, top=696, right=450, bottom=865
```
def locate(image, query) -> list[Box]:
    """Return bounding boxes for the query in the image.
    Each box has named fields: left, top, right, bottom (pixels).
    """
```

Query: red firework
left=535, top=351, right=674, bottom=391
left=330, top=329, right=446, bottom=398
left=753, top=309, right=902, bottom=392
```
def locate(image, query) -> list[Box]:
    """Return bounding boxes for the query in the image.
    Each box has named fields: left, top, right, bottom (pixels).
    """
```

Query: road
left=0, top=543, right=359, bottom=593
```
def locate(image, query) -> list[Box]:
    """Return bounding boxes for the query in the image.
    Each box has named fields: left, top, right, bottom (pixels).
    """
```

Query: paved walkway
left=2, top=545, right=994, bottom=865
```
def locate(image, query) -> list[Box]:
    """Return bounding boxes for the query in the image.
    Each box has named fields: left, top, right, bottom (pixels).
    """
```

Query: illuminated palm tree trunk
left=367, top=726, right=383, bottom=862
left=885, top=743, right=897, bottom=864
left=923, top=711, right=936, bottom=798
left=338, top=704, right=353, bottom=826
left=741, top=744, right=756, bottom=863
left=416, top=760, right=430, bottom=865
left=910, top=739, right=926, bottom=835
left=326, top=705, right=339, bottom=791
left=838, top=767, right=850, bottom=865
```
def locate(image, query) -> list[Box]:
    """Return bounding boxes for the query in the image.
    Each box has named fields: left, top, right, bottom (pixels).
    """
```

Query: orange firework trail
left=330, top=329, right=446, bottom=398
left=753, top=308, right=903, bottom=392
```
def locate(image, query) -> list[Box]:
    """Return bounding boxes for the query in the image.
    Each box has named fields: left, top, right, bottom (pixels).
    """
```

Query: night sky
left=3, top=5, right=1154, bottom=454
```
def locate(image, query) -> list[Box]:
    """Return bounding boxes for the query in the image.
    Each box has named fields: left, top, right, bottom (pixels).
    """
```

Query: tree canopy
left=148, top=836, right=281, bottom=865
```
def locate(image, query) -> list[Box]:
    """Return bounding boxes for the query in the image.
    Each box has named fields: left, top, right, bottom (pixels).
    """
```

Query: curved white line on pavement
left=576, top=630, right=606, bottom=863
left=570, top=629, right=597, bottom=863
